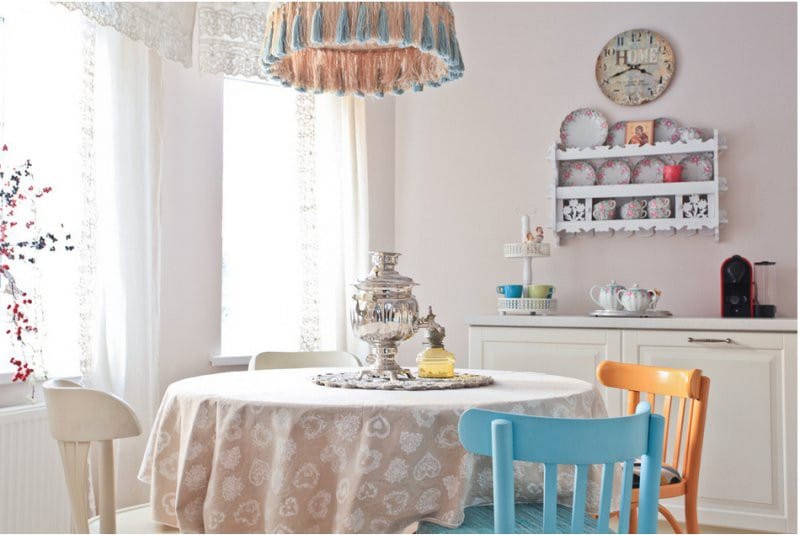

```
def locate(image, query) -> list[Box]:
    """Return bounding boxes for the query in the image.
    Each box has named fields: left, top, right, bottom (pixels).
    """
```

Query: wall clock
left=596, top=29, right=675, bottom=106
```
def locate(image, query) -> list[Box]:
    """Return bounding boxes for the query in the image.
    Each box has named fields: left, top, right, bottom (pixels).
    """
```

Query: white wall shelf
left=555, top=180, right=719, bottom=199
left=547, top=129, right=726, bottom=244
left=554, top=136, right=723, bottom=161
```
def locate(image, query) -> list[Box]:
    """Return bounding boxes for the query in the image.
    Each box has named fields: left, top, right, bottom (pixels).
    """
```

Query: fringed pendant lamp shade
left=260, top=2, right=464, bottom=97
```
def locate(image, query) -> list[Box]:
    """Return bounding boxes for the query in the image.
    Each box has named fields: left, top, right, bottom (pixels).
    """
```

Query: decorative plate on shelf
left=605, top=121, right=627, bottom=147
left=559, top=161, right=597, bottom=186
left=560, top=108, right=608, bottom=149
left=654, top=118, right=681, bottom=143
left=679, top=127, right=704, bottom=142
left=679, top=154, right=714, bottom=181
left=632, top=157, right=665, bottom=183
left=597, top=160, right=632, bottom=185
left=660, top=151, right=689, bottom=166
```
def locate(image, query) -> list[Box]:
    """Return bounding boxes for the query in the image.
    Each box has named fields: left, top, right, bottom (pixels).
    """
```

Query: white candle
left=521, top=215, right=530, bottom=242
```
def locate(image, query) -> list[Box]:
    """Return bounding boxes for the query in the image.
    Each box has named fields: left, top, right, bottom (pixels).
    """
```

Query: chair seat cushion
left=632, top=462, right=682, bottom=488
left=417, top=503, right=603, bottom=534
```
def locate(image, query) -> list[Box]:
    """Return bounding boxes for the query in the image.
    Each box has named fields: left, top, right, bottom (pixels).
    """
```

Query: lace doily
left=312, top=372, right=495, bottom=391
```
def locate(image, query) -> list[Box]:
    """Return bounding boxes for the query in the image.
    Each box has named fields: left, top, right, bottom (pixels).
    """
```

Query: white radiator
left=0, top=403, right=71, bottom=533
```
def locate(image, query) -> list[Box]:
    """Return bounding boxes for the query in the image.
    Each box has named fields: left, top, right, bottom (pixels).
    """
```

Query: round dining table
left=138, top=368, right=609, bottom=533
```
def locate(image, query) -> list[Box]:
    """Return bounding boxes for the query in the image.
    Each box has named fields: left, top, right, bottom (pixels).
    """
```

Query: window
left=221, top=79, right=365, bottom=357
left=221, top=79, right=303, bottom=355
left=0, top=3, right=87, bottom=379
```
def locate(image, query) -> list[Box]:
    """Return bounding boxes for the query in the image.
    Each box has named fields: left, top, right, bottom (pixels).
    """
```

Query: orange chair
left=596, top=361, right=711, bottom=534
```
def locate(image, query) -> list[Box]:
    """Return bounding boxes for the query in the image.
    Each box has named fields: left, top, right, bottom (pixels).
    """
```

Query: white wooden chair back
left=43, top=379, right=141, bottom=534
left=248, top=350, right=362, bottom=371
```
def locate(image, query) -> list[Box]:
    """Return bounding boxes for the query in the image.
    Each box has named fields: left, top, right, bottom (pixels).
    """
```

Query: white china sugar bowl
left=590, top=280, right=626, bottom=311
left=615, top=284, right=657, bottom=313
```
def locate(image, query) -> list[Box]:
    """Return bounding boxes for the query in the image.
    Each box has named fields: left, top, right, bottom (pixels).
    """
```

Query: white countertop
left=466, top=314, right=797, bottom=332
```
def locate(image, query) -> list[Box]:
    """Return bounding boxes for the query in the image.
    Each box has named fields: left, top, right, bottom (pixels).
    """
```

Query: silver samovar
left=350, top=251, right=439, bottom=381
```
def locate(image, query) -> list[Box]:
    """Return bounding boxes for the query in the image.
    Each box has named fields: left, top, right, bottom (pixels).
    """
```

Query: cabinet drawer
left=624, top=329, right=785, bottom=351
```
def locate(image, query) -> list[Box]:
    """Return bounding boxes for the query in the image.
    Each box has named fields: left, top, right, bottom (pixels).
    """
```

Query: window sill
left=0, top=373, right=81, bottom=384
left=210, top=355, right=251, bottom=368
left=0, top=373, right=80, bottom=404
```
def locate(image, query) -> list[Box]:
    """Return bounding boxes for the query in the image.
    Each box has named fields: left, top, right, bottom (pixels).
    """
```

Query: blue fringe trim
left=450, top=32, right=464, bottom=73
left=402, top=7, right=413, bottom=46
left=292, top=10, right=303, bottom=51
left=378, top=4, right=390, bottom=44
left=259, top=3, right=466, bottom=94
left=311, top=4, right=323, bottom=44
left=336, top=5, right=350, bottom=44
left=436, top=20, right=450, bottom=57
left=421, top=11, right=433, bottom=51
left=263, top=25, right=275, bottom=62
left=356, top=3, right=370, bottom=42
left=276, top=16, right=287, bottom=57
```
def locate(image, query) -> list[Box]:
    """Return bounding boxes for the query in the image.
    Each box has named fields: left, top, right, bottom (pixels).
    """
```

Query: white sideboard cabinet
left=467, top=315, right=797, bottom=533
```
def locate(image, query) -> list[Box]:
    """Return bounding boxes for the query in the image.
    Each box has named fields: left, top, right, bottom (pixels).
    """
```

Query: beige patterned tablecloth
left=139, top=368, right=608, bottom=533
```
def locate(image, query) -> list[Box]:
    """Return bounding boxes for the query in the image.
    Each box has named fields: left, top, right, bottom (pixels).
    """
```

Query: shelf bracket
left=638, top=228, right=656, bottom=238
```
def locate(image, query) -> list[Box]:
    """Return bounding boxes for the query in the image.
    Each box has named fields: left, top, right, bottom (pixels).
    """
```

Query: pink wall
left=394, top=2, right=797, bottom=366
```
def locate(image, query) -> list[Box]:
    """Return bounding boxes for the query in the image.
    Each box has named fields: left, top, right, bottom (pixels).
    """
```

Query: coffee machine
left=720, top=255, right=754, bottom=317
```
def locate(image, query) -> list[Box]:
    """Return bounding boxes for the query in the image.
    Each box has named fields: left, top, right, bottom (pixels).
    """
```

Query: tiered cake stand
left=498, top=216, right=557, bottom=315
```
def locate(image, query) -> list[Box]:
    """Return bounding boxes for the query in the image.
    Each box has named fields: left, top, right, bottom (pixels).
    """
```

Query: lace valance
left=58, top=2, right=272, bottom=79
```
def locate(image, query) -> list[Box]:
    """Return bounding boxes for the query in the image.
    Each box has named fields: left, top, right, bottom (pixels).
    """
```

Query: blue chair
left=417, top=402, right=664, bottom=534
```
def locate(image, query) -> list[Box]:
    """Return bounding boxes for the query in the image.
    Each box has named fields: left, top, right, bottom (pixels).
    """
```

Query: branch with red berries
left=9, top=357, right=32, bottom=382
left=1, top=147, right=72, bottom=382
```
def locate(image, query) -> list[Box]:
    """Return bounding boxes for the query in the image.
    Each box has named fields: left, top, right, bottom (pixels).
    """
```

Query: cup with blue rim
left=496, top=284, right=523, bottom=298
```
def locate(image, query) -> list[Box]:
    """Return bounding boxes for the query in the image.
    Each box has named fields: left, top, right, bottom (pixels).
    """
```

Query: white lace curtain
left=59, top=2, right=273, bottom=80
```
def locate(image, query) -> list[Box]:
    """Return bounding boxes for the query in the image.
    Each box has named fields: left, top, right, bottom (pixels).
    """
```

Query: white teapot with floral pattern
left=615, top=284, right=658, bottom=313
left=589, top=280, right=625, bottom=311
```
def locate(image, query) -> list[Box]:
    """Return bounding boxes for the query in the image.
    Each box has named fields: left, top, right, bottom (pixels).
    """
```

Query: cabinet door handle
left=687, top=337, right=733, bottom=343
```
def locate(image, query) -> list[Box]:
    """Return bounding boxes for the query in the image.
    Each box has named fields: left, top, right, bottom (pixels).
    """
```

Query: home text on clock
left=613, top=47, right=661, bottom=66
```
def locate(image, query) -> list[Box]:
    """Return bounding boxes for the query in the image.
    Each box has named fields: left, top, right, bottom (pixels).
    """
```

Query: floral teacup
left=621, top=199, right=647, bottom=219
left=648, top=197, right=672, bottom=219
left=593, top=199, right=616, bottom=220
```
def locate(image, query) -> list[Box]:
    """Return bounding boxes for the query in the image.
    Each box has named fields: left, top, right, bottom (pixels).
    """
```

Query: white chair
left=248, top=350, right=362, bottom=371
left=42, top=379, right=176, bottom=534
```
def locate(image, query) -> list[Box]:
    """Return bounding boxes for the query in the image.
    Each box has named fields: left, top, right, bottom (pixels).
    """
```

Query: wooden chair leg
left=658, top=505, right=683, bottom=533
left=684, top=486, right=700, bottom=534
left=57, top=441, right=91, bottom=534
